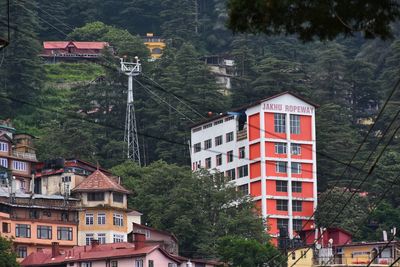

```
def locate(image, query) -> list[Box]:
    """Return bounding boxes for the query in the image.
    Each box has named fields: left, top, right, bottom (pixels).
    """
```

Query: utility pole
left=120, top=57, right=141, bottom=165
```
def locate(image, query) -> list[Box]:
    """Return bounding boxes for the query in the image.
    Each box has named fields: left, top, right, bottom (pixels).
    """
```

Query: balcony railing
left=12, top=151, right=37, bottom=161
left=314, top=256, right=399, bottom=266
left=237, top=129, right=247, bottom=141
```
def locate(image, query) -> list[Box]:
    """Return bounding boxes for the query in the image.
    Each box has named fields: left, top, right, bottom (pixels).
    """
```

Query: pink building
left=21, top=233, right=220, bottom=267
left=21, top=233, right=180, bottom=267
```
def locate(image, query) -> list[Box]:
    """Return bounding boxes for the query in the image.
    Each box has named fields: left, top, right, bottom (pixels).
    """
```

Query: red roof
left=43, top=41, right=109, bottom=50
left=21, top=243, right=167, bottom=266
left=72, top=170, right=130, bottom=194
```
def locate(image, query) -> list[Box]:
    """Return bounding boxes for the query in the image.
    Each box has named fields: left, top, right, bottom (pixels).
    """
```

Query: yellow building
left=71, top=170, right=131, bottom=245
left=288, top=247, right=314, bottom=267
left=143, top=33, right=166, bottom=60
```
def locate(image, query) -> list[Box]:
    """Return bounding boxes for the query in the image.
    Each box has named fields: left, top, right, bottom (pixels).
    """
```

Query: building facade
left=190, top=92, right=318, bottom=241
left=142, top=33, right=166, bottom=60
left=72, top=170, right=131, bottom=246
left=0, top=120, right=38, bottom=192
left=0, top=195, right=79, bottom=261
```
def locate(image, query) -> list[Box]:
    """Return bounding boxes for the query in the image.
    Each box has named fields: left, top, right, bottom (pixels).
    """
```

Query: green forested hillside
left=1, top=0, right=400, bottom=243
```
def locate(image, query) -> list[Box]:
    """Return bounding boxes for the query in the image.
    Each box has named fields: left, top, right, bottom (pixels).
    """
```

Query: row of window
left=80, top=260, right=123, bottom=267
left=192, top=116, right=235, bottom=133
left=225, top=165, right=249, bottom=180
left=276, top=162, right=303, bottom=174
left=85, top=213, right=124, bottom=226
left=85, top=233, right=124, bottom=245
left=87, top=192, right=124, bottom=203
left=194, top=131, right=234, bottom=153
left=276, top=200, right=305, bottom=212
left=274, top=114, right=301, bottom=134
left=277, top=218, right=303, bottom=231
left=13, top=224, right=73, bottom=240
left=276, top=181, right=303, bottom=193
left=275, top=143, right=301, bottom=155
left=0, top=158, right=28, bottom=171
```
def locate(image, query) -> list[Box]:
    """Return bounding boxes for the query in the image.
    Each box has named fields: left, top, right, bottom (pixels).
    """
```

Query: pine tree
left=0, top=0, right=44, bottom=117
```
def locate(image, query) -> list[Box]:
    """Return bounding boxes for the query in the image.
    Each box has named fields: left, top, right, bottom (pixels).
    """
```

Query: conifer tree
left=0, top=0, right=44, bottom=116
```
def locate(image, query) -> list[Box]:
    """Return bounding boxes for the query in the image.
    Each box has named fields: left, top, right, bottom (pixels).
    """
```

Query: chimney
left=91, top=239, right=99, bottom=250
left=51, top=242, right=60, bottom=258
left=133, top=233, right=146, bottom=250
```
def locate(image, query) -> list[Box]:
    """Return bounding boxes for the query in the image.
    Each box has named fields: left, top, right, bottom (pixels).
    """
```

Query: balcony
left=237, top=129, right=247, bottom=141
left=314, top=256, right=400, bottom=266
left=12, top=151, right=37, bottom=161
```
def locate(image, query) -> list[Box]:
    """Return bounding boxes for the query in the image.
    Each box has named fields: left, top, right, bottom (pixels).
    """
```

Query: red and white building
left=190, top=92, right=318, bottom=242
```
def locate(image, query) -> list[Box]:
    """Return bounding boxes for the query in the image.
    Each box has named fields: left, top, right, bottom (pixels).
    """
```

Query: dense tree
left=316, top=187, right=369, bottom=240
left=227, top=0, right=400, bottom=41
left=0, top=0, right=44, bottom=117
left=217, top=236, right=284, bottom=267
left=111, top=161, right=267, bottom=258
left=0, top=236, right=19, bottom=267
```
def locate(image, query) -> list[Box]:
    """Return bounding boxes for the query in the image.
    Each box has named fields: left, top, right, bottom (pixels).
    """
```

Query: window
left=276, top=162, right=287, bottom=173
left=293, top=219, right=303, bottom=231
left=192, top=127, right=202, bottom=133
left=226, top=169, right=235, bottom=180
left=113, top=193, right=124, bottom=203
left=204, top=139, right=212, bottom=149
left=226, top=132, right=234, bottom=142
left=291, top=163, right=301, bottom=174
left=148, top=260, right=154, bottom=267
left=97, top=213, right=106, bottom=225
left=214, top=119, right=223, bottom=126
left=85, top=233, right=94, bottom=245
left=2, top=222, right=10, bottom=233
left=43, top=211, right=51, bottom=217
left=276, top=181, right=288, bottom=192
left=62, top=176, right=71, bottom=182
left=224, top=116, right=234, bottom=122
left=111, top=261, right=118, bottom=267
left=197, top=160, right=201, bottom=169
left=17, top=246, right=27, bottom=258
left=216, top=154, right=222, bottom=166
left=276, top=200, right=288, bottom=211
left=215, top=135, right=223, bottom=146
left=290, top=114, right=300, bottom=134
left=291, top=144, right=301, bottom=155
left=87, top=192, right=104, bottom=201
left=0, top=158, right=8, bottom=168
left=113, top=213, right=124, bottom=226
left=57, top=227, right=72, bottom=240
left=0, top=142, right=8, bottom=152
left=98, top=233, right=106, bottom=244
left=277, top=218, right=289, bottom=230
left=292, top=181, right=302, bottom=193
left=292, top=200, right=302, bottom=212
left=85, top=213, right=94, bottom=225
left=274, top=113, right=286, bottom=133
left=168, top=263, right=177, bottom=267
left=16, top=224, right=30, bottom=238
left=113, top=234, right=124, bottom=243
left=13, top=161, right=27, bottom=171
left=205, top=157, right=211, bottom=169
left=29, top=210, right=39, bottom=219
left=81, top=262, right=92, bottom=267
left=227, top=150, right=233, bottom=162
left=145, top=230, right=151, bottom=238
left=37, top=225, right=52, bottom=239
left=237, top=165, right=248, bottom=178
left=203, top=123, right=212, bottom=129
left=275, top=143, right=287, bottom=154
left=238, top=184, right=248, bottom=195
left=194, top=143, right=201, bottom=153
left=239, top=147, right=245, bottom=159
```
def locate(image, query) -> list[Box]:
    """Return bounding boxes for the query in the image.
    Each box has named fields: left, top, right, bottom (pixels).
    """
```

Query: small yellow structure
left=288, top=247, right=314, bottom=267
left=143, top=33, right=166, bottom=60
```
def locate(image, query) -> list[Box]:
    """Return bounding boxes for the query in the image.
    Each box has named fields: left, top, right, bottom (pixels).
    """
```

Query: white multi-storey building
left=190, top=92, right=318, bottom=243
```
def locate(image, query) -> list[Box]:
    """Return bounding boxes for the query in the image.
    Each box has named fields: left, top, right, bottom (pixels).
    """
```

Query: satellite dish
left=315, top=244, right=322, bottom=250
